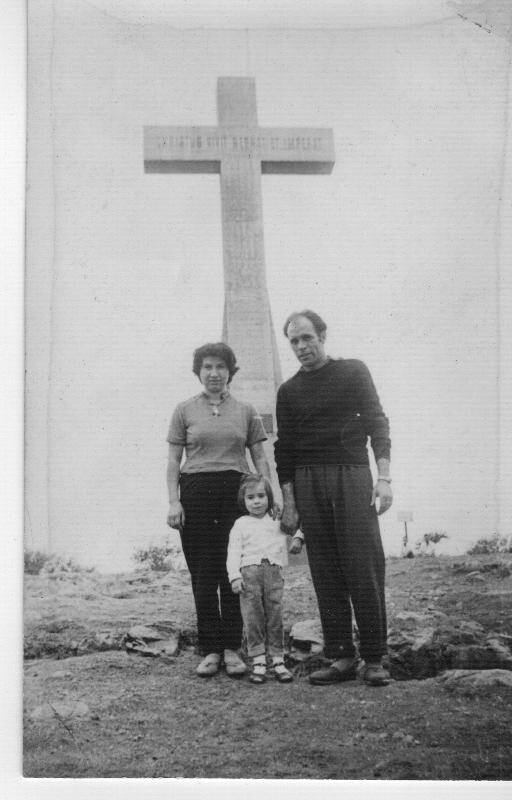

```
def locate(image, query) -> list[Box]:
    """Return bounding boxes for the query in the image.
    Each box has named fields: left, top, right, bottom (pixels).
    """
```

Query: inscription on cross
left=144, top=77, right=335, bottom=431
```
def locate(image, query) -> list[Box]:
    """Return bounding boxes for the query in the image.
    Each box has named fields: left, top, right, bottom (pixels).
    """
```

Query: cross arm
left=144, top=125, right=335, bottom=174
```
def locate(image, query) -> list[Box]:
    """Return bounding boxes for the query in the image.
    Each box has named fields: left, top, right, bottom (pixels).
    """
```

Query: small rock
left=438, top=669, right=512, bottom=693
left=125, top=634, right=180, bottom=658
left=457, top=620, right=485, bottom=643
left=465, top=571, right=485, bottom=582
left=485, top=637, right=512, bottom=668
left=447, top=642, right=512, bottom=670
left=128, top=625, right=163, bottom=642
left=49, top=670, right=73, bottom=679
left=395, top=611, right=428, bottom=623
left=289, top=619, right=324, bottom=646
left=410, top=628, right=436, bottom=652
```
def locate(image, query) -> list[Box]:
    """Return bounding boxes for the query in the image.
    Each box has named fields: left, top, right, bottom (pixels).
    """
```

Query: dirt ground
left=23, top=554, right=512, bottom=779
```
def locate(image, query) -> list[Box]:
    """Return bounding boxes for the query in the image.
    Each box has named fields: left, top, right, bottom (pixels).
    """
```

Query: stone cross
left=144, top=77, right=335, bottom=431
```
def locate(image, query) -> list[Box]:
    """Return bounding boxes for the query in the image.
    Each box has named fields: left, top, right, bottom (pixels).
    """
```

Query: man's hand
left=280, top=503, right=300, bottom=535
left=371, top=480, right=393, bottom=516
left=167, top=500, right=185, bottom=530
left=231, top=578, right=244, bottom=594
left=289, top=536, right=304, bottom=555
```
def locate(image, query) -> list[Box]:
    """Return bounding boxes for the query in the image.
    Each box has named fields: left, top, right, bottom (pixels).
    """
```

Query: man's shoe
left=223, top=649, right=247, bottom=677
left=309, top=658, right=358, bottom=686
left=361, top=662, right=390, bottom=686
left=196, top=653, right=221, bottom=677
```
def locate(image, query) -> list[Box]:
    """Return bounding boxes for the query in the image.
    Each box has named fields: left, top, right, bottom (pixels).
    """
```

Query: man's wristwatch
left=377, top=476, right=392, bottom=484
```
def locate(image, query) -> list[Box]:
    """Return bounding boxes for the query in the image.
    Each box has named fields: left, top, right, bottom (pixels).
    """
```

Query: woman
left=166, top=342, right=273, bottom=677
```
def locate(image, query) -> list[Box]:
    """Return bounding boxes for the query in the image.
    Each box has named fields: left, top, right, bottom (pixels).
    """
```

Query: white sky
left=21, top=0, right=512, bottom=571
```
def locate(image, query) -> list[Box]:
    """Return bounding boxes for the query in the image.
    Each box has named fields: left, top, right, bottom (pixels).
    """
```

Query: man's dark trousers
left=294, top=464, right=387, bottom=662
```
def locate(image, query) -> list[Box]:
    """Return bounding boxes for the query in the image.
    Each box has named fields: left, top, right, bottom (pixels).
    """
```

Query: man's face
left=286, top=316, right=327, bottom=372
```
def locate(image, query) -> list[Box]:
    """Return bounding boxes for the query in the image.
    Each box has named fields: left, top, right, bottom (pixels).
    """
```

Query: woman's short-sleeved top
left=167, top=392, right=267, bottom=474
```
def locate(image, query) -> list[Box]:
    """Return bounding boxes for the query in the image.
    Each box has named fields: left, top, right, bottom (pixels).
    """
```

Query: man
left=275, top=310, right=393, bottom=686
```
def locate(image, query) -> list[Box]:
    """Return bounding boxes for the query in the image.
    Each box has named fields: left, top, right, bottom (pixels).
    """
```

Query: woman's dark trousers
left=179, top=471, right=243, bottom=655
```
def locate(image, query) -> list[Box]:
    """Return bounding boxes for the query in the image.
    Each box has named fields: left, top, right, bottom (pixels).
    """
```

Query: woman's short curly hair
left=192, top=342, right=239, bottom=383
left=282, top=309, right=327, bottom=338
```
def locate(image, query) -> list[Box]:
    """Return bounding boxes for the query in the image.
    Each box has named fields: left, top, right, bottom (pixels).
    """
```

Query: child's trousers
left=240, top=560, right=285, bottom=658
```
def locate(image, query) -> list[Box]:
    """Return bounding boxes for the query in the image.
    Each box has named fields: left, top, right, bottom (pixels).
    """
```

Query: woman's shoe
left=273, top=661, right=293, bottom=683
left=223, top=649, right=247, bottom=677
left=196, top=653, right=221, bottom=677
left=249, top=662, right=267, bottom=684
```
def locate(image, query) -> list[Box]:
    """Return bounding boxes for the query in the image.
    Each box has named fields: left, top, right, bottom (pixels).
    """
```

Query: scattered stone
left=395, top=611, right=427, bottom=624
left=75, top=631, right=126, bottom=654
left=128, top=625, right=164, bottom=642
left=457, top=620, right=485, bottom=643
left=391, top=731, right=417, bottom=745
left=49, top=670, right=73, bottom=679
left=446, top=639, right=512, bottom=671
left=388, top=615, right=512, bottom=680
left=452, top=560, right=482, bottom=574
left=465, top=572, right=485, bottom=582
left=438, top=669, right=512, bottom=693
left=288, top=619, right=324, bottom=660
left=30, top=701, right=91, bottom=721
left=452, top=559, right=512, bottom=578
left=485, top=637, right=512, bottom=668
left=124, top=622, right=181, bottom=659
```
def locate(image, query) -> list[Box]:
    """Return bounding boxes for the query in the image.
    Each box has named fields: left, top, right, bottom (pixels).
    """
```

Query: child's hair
left=238, top=473, right=274, bottom=514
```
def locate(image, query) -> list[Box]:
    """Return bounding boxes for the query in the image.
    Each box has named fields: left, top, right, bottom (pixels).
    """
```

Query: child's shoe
left=272, top=660, right=293, bottom=683
left=249, top=659, right=267, bottom=684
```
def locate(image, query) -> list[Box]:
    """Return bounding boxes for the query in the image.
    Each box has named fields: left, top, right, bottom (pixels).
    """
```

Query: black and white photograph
left=13, top=0, right=512, bottom=790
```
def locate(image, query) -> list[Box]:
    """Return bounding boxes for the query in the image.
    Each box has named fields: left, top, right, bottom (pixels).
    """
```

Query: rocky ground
left=23, top=553, right=512, bottom=779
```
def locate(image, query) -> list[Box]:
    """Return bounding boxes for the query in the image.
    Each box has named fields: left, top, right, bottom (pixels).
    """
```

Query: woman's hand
left=231, top=578, right=244, bottom=594
left=371, top=480, right=393, bottom=516
left=271, top=501, right=282, bottom=520
left=167, top=500, right=185, bottom=530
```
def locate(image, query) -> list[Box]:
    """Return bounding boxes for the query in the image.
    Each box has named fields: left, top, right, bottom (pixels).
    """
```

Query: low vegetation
left=467, top=532, right=512, bottom=556
left=24, top=549, right=95, bottom=576
left=132, top=539, right=183, bottom=572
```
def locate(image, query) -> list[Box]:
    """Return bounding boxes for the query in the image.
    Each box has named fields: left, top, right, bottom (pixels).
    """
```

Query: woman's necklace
left=205, top=392, right=227, bottom=416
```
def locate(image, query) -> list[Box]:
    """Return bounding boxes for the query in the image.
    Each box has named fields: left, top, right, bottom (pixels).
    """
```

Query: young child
left=227, top=473, right=303, bottom=684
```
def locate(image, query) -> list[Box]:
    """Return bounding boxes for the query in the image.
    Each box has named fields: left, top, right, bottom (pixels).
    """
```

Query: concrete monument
left=144, top=77, right=335, bottom=432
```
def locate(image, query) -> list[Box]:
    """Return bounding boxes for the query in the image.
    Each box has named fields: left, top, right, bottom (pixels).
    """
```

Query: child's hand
left=231, top=578, right=244, bottom=594
left=289, top=536, right=304, bottom=555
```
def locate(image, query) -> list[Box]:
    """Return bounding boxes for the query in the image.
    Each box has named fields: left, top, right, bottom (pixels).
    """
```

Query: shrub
left=467, top=533, right=512, bottom=556
left=24, top=549, right=50, bottom=575
left=422, top=531, right=449, bottom=547
left=132, top=540, right=182, bottom=572
left=40, top=555, right=96, bottom=575
left=24, top=550, right=95, bottom=575
left=415, top=531, right=449, bottom=555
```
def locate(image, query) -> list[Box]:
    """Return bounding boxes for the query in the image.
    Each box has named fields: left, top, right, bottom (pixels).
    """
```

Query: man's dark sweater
left=274, top=358, right=391, bottom=484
